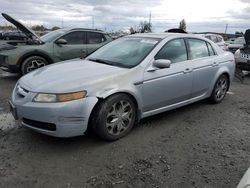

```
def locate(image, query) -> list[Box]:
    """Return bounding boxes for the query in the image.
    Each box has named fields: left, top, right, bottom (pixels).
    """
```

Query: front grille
left=23, top=118, right=56, bottom=131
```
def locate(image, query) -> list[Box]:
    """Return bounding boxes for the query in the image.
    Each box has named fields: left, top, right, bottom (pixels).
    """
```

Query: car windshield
left=87, top=37, right=160, bottom=68
left=233, top=37, right=245, bottom=45
left=40, top=29, right=66, bottom=42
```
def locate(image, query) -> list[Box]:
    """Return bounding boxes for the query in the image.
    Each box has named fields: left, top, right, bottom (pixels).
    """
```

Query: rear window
left=188, top=39, right=209, bottom=59
left=87, top=32, right=106, bottom=44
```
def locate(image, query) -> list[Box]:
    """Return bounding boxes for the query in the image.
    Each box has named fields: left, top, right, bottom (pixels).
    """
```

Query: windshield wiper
left=88, top=58, right=130, bottom=68
left=88, top=58, right=114, bottom=66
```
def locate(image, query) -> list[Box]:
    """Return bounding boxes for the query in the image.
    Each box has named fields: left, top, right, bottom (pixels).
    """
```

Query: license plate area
left=9, top=100, right=18, bottom=120
left=241, top=53, right=250, bottom=60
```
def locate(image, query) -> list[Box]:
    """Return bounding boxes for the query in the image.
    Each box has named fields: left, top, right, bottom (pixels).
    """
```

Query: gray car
left=0, top=13, right=112, bottom=75
left=9, top=33, right=235, bottom=141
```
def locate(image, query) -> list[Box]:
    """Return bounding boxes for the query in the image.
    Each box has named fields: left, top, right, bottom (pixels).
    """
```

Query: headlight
left=33, top=91, right=87, bottom=103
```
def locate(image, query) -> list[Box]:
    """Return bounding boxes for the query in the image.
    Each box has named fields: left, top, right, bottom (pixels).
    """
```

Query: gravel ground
left=0, top=69, right=249, bottom=188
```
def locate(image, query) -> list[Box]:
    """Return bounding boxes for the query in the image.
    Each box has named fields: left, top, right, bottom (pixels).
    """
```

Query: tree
left=51, top=26, right=60, bottom=31
left=129, top=27, right=136, bottom=34
left=179, top=19, right=186, bottom=31
left=139, top=21, right=152, bottom=33
left=31, top=25, right=46, bottom=31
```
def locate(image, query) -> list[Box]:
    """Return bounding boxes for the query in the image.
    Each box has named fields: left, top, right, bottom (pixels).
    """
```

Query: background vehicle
left=235, top=30, right=250, bottom=71
left=0, top=31, right=4, bottom=40
left=0, top=13, right=112, bottom=74
left=2, top=31, right=27, bottom=40
left=10, top=33, right=235, bottom=140
left=225, top=38, right=235, bottom=45
left=200, top=33, right=227, bottom=50
left=228, top=37, right=246, bottom=54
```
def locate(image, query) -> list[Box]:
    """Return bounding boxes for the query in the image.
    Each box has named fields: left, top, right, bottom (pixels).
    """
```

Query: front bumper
left=11, top=85, right=98, bottom=137
left=0, top=55, right=19, bottom=73
left=235, top=57, right=250, bottom=71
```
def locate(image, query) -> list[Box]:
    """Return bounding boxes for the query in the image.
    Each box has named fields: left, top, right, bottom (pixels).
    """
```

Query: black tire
left=21, top=56, right=48, bottom=75
left=209, top=74, right=229, bottom=104
left=91, top=94, right=136, bottom=141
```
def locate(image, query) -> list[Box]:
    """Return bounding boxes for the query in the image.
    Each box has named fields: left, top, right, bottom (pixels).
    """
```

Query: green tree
left=179, top=19, right=187, bottom=31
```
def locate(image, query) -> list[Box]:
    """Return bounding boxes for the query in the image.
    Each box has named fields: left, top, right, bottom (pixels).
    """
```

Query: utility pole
left=92, top=16, right=95, bottom=29
left=149, top=11, right=151, bottom=25
left=224, top=24, right=228, bottom=34
left=61, top=18, right=64, bottom=28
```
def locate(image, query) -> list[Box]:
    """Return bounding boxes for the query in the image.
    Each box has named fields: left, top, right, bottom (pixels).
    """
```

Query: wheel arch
left=18, top=50, right=54, bottom=71
left=89, top=91, right=142, bottom=131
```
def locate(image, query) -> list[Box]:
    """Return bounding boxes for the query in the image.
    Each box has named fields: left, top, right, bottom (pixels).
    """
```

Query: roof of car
left=126, top=33, right=203, bottom=39
left=60, top=28, right=104, bottom=33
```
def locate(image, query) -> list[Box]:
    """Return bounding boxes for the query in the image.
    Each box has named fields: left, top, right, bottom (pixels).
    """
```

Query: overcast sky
left=0, top=0, right=249, bottom=33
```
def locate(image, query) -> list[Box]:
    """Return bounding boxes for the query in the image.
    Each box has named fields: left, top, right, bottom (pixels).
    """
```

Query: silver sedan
left=10, top=33, right=235, bottom=141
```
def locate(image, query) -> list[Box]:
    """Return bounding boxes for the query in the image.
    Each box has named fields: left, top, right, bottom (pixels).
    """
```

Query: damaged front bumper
left=10, top=84, right=98, bottom=137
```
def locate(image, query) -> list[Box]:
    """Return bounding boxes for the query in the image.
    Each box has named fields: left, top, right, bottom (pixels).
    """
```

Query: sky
left=0, top=0, right=249, bottom=33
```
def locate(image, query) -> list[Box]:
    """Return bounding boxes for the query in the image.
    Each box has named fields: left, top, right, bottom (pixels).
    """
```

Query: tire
left=21, top=56, right=48, bottom=75
left=91, top=94, right=136, bottom=141
left=209, top=74, right=229, bottom=104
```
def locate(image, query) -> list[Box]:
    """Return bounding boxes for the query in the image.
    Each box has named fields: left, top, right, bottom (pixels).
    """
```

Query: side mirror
left=55, top=38, right=67, bottom=45
left=153, top=59, right=171, bottom=69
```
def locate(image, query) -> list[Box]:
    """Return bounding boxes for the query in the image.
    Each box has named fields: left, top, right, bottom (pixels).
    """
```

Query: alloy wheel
left=26, top=59, right=46, bottom=73
left=106, top=100, right=133, bottom=136
left=215, top=76, right=228, bottom=101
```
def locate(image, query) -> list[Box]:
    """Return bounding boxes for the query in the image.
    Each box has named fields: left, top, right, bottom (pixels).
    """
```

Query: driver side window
left=59, top=31, right=84, bottom=45
left=155, top=39, right=188, bottom=63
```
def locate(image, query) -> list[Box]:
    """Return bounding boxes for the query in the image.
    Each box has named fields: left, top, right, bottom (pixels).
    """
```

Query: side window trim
left=154, top=38, right=188, bottom=64
left=207, top=42, right=218, bottom=56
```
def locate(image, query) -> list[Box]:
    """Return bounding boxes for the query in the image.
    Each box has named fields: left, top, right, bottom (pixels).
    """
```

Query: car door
left=142, top=38, right=193, bottom=112
left=53, top=31, right=86, bottom=61
left=86, top=32, right=108, bottom=56
left=187, top=38, right=219, bottom=98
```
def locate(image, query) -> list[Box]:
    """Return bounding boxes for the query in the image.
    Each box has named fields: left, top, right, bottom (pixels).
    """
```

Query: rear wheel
left=21, top=56, right=48, bottom=75
left=209, top=74, right=229, bottom=104
left=91, top=94, right=136, bottom=141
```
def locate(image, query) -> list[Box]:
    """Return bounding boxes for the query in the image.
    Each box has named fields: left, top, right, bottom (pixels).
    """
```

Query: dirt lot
left=0, top=69, right=249, bottom=188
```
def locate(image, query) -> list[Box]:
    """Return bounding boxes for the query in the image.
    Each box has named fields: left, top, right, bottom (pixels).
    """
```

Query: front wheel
left=209, top=74, right=229, bottom=104
left=21, top=56, right=48, bottom=75
left=91, top=94, right=136, bottom=141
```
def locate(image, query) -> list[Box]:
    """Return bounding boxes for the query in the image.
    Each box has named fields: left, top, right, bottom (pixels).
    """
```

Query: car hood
left=1, top=13, right=42, bottom=43
left=19, top=59, right=126, bottom=93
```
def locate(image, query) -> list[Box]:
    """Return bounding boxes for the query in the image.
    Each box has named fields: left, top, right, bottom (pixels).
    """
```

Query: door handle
left=183, top=68, right=192, bottom=74
left=212, top=62, right=219, bottom=67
